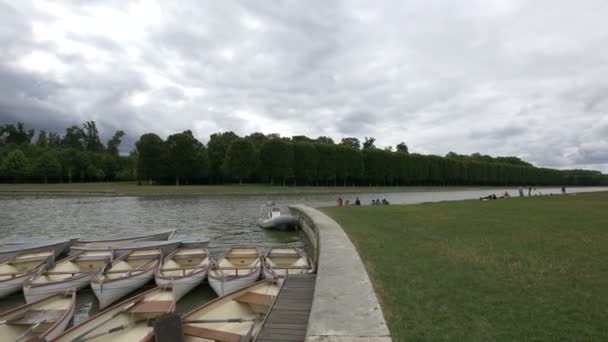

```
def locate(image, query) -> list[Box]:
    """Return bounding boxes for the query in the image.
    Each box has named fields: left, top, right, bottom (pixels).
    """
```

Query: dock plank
left=255, top=274, right=316, bottom=342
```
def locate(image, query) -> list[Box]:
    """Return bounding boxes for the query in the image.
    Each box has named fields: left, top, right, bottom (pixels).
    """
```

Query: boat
left=0, top=290, right=76, bottom=341
left=182, top=279, right=280, bottom=341
left=256, top=202, right=299, bottom=230
left=208, top=247, right=262, bottom=296
left=263, top=247, right=314, bottom=282
left=71, top=240, right=181, bottom=258
left=155, top=246, right=210, bottom=301
left=23, top=250, right=112, bottom=303
left=72, top=229, right=176, bottom=249
left=91, top=249, right=161, bottom=309
left=0, top=250, right=54, bottom=299
left=0, top=238, right=74, bottom=259
left=55, top=285, right=176, bottom=342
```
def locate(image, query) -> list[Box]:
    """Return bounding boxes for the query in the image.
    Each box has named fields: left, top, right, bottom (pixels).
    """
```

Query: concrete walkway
left=289, top=205, right=392, bottom=342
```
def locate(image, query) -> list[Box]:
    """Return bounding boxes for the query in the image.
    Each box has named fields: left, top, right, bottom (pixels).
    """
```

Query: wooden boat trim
left=156, top=248, right=210, bottom=281
left=208, top=247, right=262, bottom=280
left=25, top=251, right=108, bottom=288
left=93, top=250, right=160, bottom=285
left=263, top=247, right=314, bottom=278
left=56, top=285, right=176, bottom=340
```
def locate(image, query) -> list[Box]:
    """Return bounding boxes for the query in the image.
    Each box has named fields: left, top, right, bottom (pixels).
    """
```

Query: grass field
left=0, top=182, right=482, bottom=196
left=323, top=192, right=608, bottom=341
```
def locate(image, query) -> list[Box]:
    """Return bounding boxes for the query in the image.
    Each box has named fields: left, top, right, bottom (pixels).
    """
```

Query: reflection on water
left=0, top=186, right=606, bottom=323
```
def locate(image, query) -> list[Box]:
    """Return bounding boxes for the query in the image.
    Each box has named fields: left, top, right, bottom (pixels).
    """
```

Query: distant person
left=502, top=191, right=510, bottom=198
left=382, top=198, right=390, bottom=205
left=345, top=200, right=350, bottom=207
left=518, top=187, right=524, bottom=197
left=492, top=194, right=497, bottom=200
left=561, top=187, right=566, bottom=195
left=371, top=199, right=376, bottom=205
left=355, top=197, right=361, bottom=206
left=376, top=198, right=381, bottom=205
left=337, top=197, right=343, bottom=207
left=528, top=186, right=532, bottom=196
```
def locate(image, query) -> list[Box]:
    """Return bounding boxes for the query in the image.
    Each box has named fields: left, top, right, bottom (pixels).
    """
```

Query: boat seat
left=8, top=310, right=64, bottom=325
left=129, top=300, right=174, bottom=314
left=160, top=260, right=183, bottom=277
left=235, top=292, right=275, bottom=306
left=183, top=324, right=242, bottom=342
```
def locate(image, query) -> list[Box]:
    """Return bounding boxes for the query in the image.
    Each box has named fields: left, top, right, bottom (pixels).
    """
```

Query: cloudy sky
left=1, top=1, right=607, bottom=171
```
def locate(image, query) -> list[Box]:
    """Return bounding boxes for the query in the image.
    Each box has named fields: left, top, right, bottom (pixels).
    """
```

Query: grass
left=322, top=192, right=608, bottom=341
left=0, top=182, right=485, bottom=196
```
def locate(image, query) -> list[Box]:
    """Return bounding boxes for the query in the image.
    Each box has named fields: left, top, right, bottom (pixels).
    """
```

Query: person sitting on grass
left=382, top=198, right=390, bottom=205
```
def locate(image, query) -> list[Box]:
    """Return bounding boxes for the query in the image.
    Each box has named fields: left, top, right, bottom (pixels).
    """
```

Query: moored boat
left=91, top=249, right=161, bottom=309
left=208, top=247, right=262, bottom=296
left=71, top=240, right=181, bottom=258
left=72, top=229, right=176, bottom=249
left=54, top=285, right=176, bottom=342
left=155, top=246, right=210, bottom=301
left=0, top=238, right=74, bottom=259
left=182, top=279, right=280, bottom=341
left=256, top=203, right=299, bottom=230
left=23, top=250, right=112, bottom=303
left=263, top=247, right=314, bottom=282
left=0, top=290, right=76, bottom=341
left=0, top=250, right=54, bottom=299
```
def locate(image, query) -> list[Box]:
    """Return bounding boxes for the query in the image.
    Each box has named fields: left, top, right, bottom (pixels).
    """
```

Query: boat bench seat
left=235, top=292, right=275, bottom=306
left=8, top=309, right=64, bottom=325
left=129, top=300, right=174, bottom=314
left=183, top=324, right=242, bottom=342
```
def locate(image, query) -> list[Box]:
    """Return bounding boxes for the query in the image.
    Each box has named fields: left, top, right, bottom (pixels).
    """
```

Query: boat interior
left=266, top=248, right=312, bottom=276
left=0, top=292, right=73, bottom=341
left=159, top=248, right=209, bottom=278
left=30, top=250, right=112, bottom=284
left=57, top=287, right=175, bottom=342
left=98, top=249, right=161, bottom=281
left=183, top=280, right=279, bottom=342
left=212, top=248, right=260, bottom=277
left=0, top=251, right=53, bottom=281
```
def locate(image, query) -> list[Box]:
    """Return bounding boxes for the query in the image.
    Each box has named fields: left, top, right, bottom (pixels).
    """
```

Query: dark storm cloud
left=0, top=0, right=606, bottom=170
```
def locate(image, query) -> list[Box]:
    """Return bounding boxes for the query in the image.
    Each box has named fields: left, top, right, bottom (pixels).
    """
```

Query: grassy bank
left=323, top=192, right=608, bottom=341
left=0, top=182, right=485, bottom=196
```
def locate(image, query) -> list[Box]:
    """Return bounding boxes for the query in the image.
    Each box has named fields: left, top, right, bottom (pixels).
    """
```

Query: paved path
left=256, top=274, right=316, bottom=342
left=289, top=205, right=392, bottom=342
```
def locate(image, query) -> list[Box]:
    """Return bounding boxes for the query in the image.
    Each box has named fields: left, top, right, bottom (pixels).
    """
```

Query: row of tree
left=2, top=122, right=606, bottom=186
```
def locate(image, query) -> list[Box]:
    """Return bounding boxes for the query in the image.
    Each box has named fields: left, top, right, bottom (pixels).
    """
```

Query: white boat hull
left=92, top=267, right=156, bottom=309
left=155, top=269, right=207, bottom=301
left=0, top=272, right=37, bottom=299
left=208, top=267, right=261, bottom=296
left=23, top=272, right=97, bottom=303
left=44, top=299, right=75, bottom=340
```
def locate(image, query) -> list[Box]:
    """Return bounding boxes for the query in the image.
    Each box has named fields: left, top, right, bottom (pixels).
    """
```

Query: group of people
left=482, top=186, right=568, bottom=201
left=337, top=196, right=390, bottom=207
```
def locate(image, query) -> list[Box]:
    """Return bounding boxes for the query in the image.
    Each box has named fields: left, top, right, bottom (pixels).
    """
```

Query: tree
left=33, top=151, right=61, bottom=183
left=362, top=137, right=376, bottom=150
left=396, top=142, right=409, bottom=154
left=48, top=132, right=62, bottom=147
left=292, top=135, right=313, bottom=142
left=207, top=131, right=239, bottom=182
left=135, top=133, right=166, bottom=184
left=62, top=125, right=85, bottom=149
left=0, top=122, right=34, bottom=145
left=316, top=143, right=337, bottom=185
left=335, top=145, right=364, bottom=186
left=166, top=130, right=201, bottom=185
left=292, top=141, right=319, bottom=185
left=36, top=130, right=48, bottom=147
left=259, top=139, right=293, bottom=185
left=107, top=130, right=125, bottom=156
left=339, top=137, right=361, bottom=150
left=316, top=136, right=335, bottom=144
left=1, top=149, right=29, bottom=182
left=83, top=121, right=104, bottom=152
left=222, top=138, right=256, bottom=184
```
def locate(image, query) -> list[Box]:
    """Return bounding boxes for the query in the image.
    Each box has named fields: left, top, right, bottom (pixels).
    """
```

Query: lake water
left=0, top=186, right=606, bottom=323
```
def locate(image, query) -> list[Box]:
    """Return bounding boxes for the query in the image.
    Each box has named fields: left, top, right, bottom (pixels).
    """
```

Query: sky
left=1, top=0, right=607, bottom=172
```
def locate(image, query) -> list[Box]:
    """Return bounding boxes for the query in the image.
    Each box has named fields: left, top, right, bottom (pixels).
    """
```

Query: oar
left=73, top=318, right=149, bottom=342
left=70, top=299, right=142, bottom=342
left=183, top=318, right=257, bottom=324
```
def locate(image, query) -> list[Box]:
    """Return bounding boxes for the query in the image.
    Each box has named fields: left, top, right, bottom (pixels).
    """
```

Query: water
left=0, top=186, right=606, bottom=323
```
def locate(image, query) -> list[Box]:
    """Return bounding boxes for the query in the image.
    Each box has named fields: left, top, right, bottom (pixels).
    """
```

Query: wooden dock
left=255, top=274, right=316, bottom=342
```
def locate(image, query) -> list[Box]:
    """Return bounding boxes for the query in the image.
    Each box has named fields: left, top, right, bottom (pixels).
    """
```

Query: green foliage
left=33, top=151, right=61, bottom=183
left=107, top=130, right=125, bottom=156
left=396, top=142, right=408, bottom=154
left=36, top=130, right=48, bottom=147
left=259, top=139, right=293, bottom=185
left=316, top=143, right=336, bottom=185
left=1, top=149, right=29, bottom=180
left=0, top=122, right=34, bottom=145
left=135, top=133, right=166, bottom=183
left=362, top=136, right=376, bottom=150
left=207, top=131, right=239, bottom=182
left=222, top=138, right=256, bottom=183
left=292, top=141, right=319, bottom=185
left=62, top=125, right=85, bottom=150
left=166, top=130, right=202, bottom=185
left=339, top=137, right=361, bottom=149
left=83, top=121, right=104, bottom=152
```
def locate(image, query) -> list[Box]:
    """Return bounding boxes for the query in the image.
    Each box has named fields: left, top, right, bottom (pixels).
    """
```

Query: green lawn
left=323, top=192, right=608, bottom=341
left=0, top=182, right=483, bottom=196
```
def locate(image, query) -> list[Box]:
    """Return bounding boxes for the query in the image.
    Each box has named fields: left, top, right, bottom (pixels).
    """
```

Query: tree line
left=1, top=122, right=606, bottom=186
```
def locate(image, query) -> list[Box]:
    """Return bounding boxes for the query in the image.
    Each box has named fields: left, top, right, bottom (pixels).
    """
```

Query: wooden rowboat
left=91, top=249, right=161, bottom=309
left=208, top=247, right=262, bottom=296
left=263, top=247, right=314, bottom=282
left=155, top=246, right=210, bottom=301
left=0, top=250, right=54, bottom=299
left=0, top=290, right=76, bottom=341
left=71, top=240, right=181, bottom=258
left=55, top=285, right=176, bottom=342
left=182, top=279, right=280, bottom=341
left=23, top=250, right=112, bottom=303
left=72, top=229, right=176, bottom=249
left=0, top=239, right=74, bottom=260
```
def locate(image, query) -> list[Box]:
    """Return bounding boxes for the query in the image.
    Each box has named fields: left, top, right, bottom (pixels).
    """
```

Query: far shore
left=0, top=182, right=532, bottom=197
